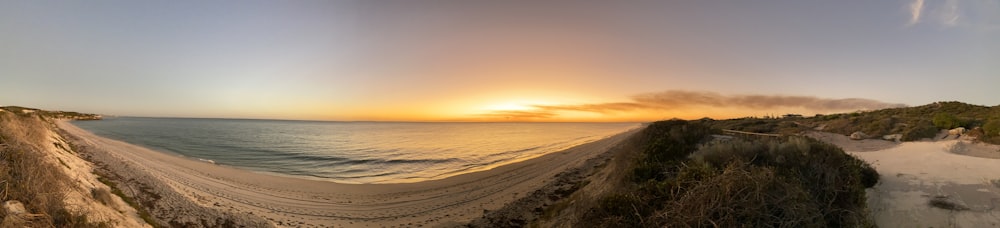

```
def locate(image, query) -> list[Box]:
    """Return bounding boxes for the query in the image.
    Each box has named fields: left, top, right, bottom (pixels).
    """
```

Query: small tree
left=984, top=119, right=1000, bottom=137
left=933, top=113, right=962, bottom=129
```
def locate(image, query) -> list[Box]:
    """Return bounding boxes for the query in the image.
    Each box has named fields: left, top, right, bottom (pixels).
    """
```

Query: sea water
left=72, top=117, right=638, bottom=184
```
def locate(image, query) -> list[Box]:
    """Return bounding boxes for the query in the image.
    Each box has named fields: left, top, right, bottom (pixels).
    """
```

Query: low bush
left=985, top=119, right=1000, bottom=137
left=902, top=120, right=939, bottom=141
left=691, top=137, right=877, bottom=226
left=654, top=162, right=824, bottom=227
left=630, top=119, right=717, bottom=182
left=933, top=113, right=964, bottom=129
left=581, top=120, right=877, bottom=227
left=698, top=102, right=1000, bottom=144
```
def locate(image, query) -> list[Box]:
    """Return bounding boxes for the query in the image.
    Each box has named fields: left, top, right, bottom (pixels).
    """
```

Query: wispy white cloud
left=905, top=0, right=1000, bottom=29
left=941, top=0, right=961, bottom=26
left=908, top=0, right=925, bottom=26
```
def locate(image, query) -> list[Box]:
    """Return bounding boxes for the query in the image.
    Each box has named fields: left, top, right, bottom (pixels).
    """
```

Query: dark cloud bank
left=481, top=90, right=907, bottom=119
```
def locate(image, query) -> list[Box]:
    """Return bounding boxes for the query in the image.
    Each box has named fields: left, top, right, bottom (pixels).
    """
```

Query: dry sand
left=17, top=118, right=151, bottom=227
left=46, top=130, right=151, bottom=228
left=810, top=131, right=1000, bottom=227
left=56, top=120, right=637, bottom=227
left=801, top=131, right=900, bottom=152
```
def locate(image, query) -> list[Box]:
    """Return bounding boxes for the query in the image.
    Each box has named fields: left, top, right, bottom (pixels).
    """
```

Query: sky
left=1, top=0, right=998, bottom=122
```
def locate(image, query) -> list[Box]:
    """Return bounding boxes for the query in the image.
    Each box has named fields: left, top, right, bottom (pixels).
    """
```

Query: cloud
left=475, top=110, right=557, bottom=120
left=534, top=102, right=650, bottom=114
left=904, top=0, right=1000, bottom=29
left=942, top=0, right=961, bottom=26
left=909, top=0, right=925, bottom=26
left=477, top=90, right=907, bottom=120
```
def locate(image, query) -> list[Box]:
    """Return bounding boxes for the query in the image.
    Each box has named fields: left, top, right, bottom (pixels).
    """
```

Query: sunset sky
left=2, top=1, right=998, bottom=122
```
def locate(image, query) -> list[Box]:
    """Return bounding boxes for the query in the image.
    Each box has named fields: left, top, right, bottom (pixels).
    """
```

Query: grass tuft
left=96, top=177, right=161, bottom=227
left=0, top=111, right=102, bottom=227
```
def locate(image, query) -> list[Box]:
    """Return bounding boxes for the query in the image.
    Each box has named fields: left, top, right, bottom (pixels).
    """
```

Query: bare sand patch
left=946, top=140, right=1000, bottom=159
left=848, top=141, right=1000, bottom=227
left=57, top=120, right=637, bottom=227
left=802, top=131, right=899, bottom=152
left=42, top=123, right=151, bottom=228
left=808, top=130, right=1000, bottom=226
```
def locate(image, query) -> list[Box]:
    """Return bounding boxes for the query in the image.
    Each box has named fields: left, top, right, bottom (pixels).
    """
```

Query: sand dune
left=56, top=120, right=637, bottom=227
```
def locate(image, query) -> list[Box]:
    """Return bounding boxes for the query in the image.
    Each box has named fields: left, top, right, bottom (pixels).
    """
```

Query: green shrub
left=655, top=162, right=825, bottom=227
left=903, top=120, right=939, bottom=141
left=582, top=120, right=877, bottom=227
left=985, top=119, right=1000, bottom=137
left=630, top=120, right=716, bottom=182
left=982, top=119, right=1000, bottom=144
left=691, top=137, right=877, bottom=227
left=589, top=194, right=650, bottom=227
left=642, top=120, right=716, bottom=161
left=933, top=113, right=964, bottom=129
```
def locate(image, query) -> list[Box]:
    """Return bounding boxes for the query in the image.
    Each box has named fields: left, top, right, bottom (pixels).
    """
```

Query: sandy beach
left=810, top=131, right=1000, bottom=227
left=56, top=120, right=637, bottom=227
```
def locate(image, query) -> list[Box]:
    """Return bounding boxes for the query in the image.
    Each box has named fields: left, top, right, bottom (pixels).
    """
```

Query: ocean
left=71, top=117, right=639, bottom=184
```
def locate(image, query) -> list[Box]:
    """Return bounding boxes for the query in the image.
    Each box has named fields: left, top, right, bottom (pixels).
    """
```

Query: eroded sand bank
left=57, top=120, right=636, bottom=227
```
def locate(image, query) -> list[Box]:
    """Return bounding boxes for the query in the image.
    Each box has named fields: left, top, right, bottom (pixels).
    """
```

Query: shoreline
left=56, top=120, right=639, bottom=227
left=69, top=118, right=640, bottom=185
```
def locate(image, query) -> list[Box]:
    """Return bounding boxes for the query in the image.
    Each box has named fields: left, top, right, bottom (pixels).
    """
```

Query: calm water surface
left=72, top=117, right=639, bottom=183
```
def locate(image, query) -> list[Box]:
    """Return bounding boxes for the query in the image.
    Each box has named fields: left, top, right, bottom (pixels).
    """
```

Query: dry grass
left=655, top=162, right=824, bottom=227
left=90, top=188, right=114, bottom=207
left=579, top=120, right=877, bottom=227
left=0, top=111, right=102, bottom=227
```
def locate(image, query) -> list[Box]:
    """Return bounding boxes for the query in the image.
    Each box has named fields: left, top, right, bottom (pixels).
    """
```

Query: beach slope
left=57, top=120, right=636, bottom=227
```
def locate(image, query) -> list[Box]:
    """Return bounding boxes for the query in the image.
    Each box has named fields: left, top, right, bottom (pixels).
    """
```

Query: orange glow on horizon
left=212, top=99, right=850, bottom=123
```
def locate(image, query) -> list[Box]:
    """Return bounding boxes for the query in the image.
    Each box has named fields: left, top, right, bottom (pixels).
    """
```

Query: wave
left=285, top=153, right=350, bottom=162
left=484, top=145, right=545, bottom=159
left=329, top=157, right=463, bottom=166
left=72, top=119, right=639, bottom=183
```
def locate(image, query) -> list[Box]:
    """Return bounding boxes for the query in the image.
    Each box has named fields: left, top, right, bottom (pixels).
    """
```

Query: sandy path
left=57, top=121, right=637, bottom=227
left=810, top=131, right=1000, bottom=227
left=801, top=131, right=899, bottom=152
left=851, top=141, right=1000, bottom=227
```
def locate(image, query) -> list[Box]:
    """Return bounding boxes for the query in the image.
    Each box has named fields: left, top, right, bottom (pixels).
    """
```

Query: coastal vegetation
left=0, top=108, right=102, bottom=227
left=703, top=101, right=1000, bottom=143
left=1, top=106, right=102, bottom=120
left=528, top=101, right=999, bottom=227
left=3, top=102, right=998, bottom=227
left=574, top=120, right=878, bottom=227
